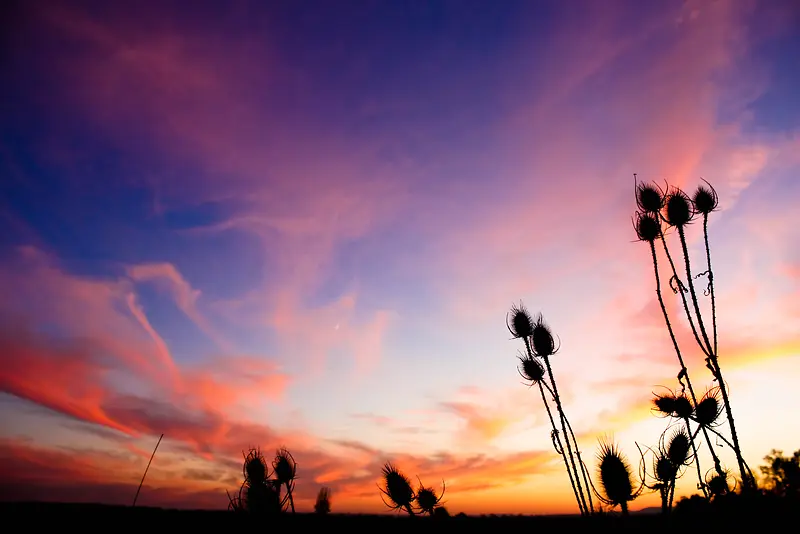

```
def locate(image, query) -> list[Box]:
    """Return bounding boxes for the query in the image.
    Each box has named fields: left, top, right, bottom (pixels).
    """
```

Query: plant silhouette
left=632, top=177, right=754, bottom=493
left=592, top=438, right=642, bottom=515
left=378, top=462, right=448, bottom=516
left=227, top=446, right=296, bottom=514
left=314, top=486, right=332, bottom=514
left=507, top=303, right=594, bottom=515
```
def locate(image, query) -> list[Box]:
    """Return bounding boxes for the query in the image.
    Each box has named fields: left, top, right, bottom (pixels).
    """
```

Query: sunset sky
left=1, top=0, right=799, bottom=515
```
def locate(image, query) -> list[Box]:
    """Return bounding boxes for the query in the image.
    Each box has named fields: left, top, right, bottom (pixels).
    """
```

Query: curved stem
left=526, top=339, right=585, bottom=515
left=683, top=416, right=709, bottom=500
left=658, top=229, right=710, bottom=358
left=543, top=354, right=589, bottom=515
left=538, top=379, right=583, bottom=514
left=677, top=226, right=713, bottom=355
left=699, top=216, right=750, bottom=491
left=649, top=241, right=723, bottom=481
left=556, top=396, right=595, bottom=513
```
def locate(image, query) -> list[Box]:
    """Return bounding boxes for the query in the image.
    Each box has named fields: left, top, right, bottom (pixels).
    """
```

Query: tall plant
left=507, top=304, right=594, bottom=515
left=632, top=177, right=754, bottom=491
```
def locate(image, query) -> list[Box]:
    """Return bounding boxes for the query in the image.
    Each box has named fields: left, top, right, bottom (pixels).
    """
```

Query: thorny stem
left=551, top=384, right=595, bottom=514
left=543, top=354, right=590, bottom=516
left=701, top=424, right=755, bottom=483
left=679, top=226, right=750, bottom=490
left=703, top=215, right=718, bottom=357
left=683, top=416, right=709, bottom=499
left=677, top=227, right=713, bottom=355
left=526, top=339, right=585, bottom=515
left=286, top=482, right=295, bottom=513
left=539, top=379, right=583, bottom=514
left=649, top=241, right=723, bottom=485
left=658, top=229, right=710, bottom=359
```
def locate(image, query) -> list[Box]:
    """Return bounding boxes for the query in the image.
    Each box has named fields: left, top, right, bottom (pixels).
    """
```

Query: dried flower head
left=706, top=468, right=732, bottom=497
left=415, top=479, right=445, bottom=515
left=652, top=392, right=676, bottom=416
left=517, top=352, right=545, bottom=385
left=530, top=313, right=558, bottom=358
left=243, top=447, right=268, bottom=485
left=597, top=439, right=635, bottom=507
left=633, top=211, right=661, bottom=243
left=635, top=181, right=665, bottom=214
left=655, top=454, right=676, bottom=483
left=507, top=301, right=535, bottom=340
left=652, top=389, right=692, bottom=419
left=694, top=388, right=723, bottom=427
left=666, top=428, right=692, bottom=468
left=692, top=179, right=719, bottom=215
left=663, top=187, right=695, bottom=228
left=673, top=394, right=694, bottom=419
left=380, top=462, right=415, bottom=512
left=272, top=447, right=297, bottom=484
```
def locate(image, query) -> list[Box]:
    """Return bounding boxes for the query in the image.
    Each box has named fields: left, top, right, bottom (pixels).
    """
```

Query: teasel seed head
left=694, top=387, right=723, bottom=427
left=692, top=179, right=719, bottom=215
left=380, top=462, right=415, bottom=511
left=272, top=447, right=297, bottom=485
left=517, top=351, right=546, bottom=385
left=507, top=301, right=535, bottom=340
left=530, top=313, right=558, bottom=358
left=663, top=187, right=695, bottom=228
left=635, top=181, right=665, bottom=214
left=666, top=427, right=692, bottom=468
left=243, top=447, right=268, bottom=485
left=633, top=211, right=661, bottom=243
left=597, top=438, right=635, bottom=506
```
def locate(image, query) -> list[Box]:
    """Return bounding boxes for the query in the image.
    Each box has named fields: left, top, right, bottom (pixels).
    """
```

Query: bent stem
left=542, top=354, right=589, bottom=515
left=679, top=226, right=749, bottom=489
left=552, top=384, right=595, bottom=513
left=538, top=379, right=583, bottom=514
left=649, top=240, right=722, bottom=485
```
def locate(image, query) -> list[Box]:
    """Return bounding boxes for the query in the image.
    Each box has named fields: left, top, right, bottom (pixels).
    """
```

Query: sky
left=1, top=0, right=799, bottom=516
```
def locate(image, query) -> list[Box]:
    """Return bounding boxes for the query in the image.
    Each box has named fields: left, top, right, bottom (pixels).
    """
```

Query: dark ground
left=2, top=498, right=797, bottom=531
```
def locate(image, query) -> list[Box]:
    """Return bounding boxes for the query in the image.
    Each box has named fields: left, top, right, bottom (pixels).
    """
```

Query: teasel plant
left=414, top=477, right=446, bottom=515
left=273, top=447, right=297, bottom=513
left=228, top=447, right=283, bottom=514
left=379, top=462, right=416, bottom=515
left=592, top=438, right=643, bottom=515
left=507, top=303, right=594, bottom=516
left=632, top=176, right=754, bottom=491
left=636, top=425, right=694, bottom=514
left=314, top=486, right=332, bottom=514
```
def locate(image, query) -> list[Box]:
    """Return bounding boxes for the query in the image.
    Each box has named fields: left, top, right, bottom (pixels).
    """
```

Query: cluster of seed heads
left=228, top=446, right=298, bottom=515
left=379, top=462, right=446, bottom=516
left=633, top=179, right=719, bottom=243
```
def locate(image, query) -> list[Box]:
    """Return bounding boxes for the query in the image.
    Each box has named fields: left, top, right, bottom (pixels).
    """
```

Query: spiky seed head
left=530, top=313, right=556, bottom=357
left=634, top=211, right=661, bottom=243
left=635, top=181, right=665, bottom=213
left=507, top=301, right=535, bottom=340
left=655, top=454, right=676, bottom=482
left=695, top=389, right=722, bottom=427
left=243, top=448, right=268, bottom=485
left=597, top=439, right=634, bottom=506
left=663, top=188, right=695, bottom=228
left=272, top=447, right=296, bottom=484
left=673, top=394, right=694, bottom=419
left=416, top=485, right=439, bottom=514
left=518, top=353, right=545, bottom=384
left=652, top=393, right=676, bottom=416
left=381, top=462, right=414, bottom=509
left=707, top=471, right=730, bottom=497
left=692, top=180, right=719, bottom=215
left=667, top=428, right=691, bottom=468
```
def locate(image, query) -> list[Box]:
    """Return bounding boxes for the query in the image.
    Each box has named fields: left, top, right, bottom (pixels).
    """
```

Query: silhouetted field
left=2, top=499, right=795, bottom=531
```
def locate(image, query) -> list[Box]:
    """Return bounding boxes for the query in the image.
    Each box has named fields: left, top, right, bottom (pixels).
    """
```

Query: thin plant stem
left=133, top=433, right=164, bottom=507
left=542, top=354, right=589, bottom=515
left=658, top=229, right=710, bottom=359
left=649, top=240, right=722, bottom=483
left=703, top=214, right=718, bottom=357
left=525, top=339, right=585, bottom=515
left=683, top=416, right=709, bottom=499
left=539, top=380, right=583, bottom=514
left=678, top=226, right=749, bottom=488
left=548, top=382, right=594, bottom=514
